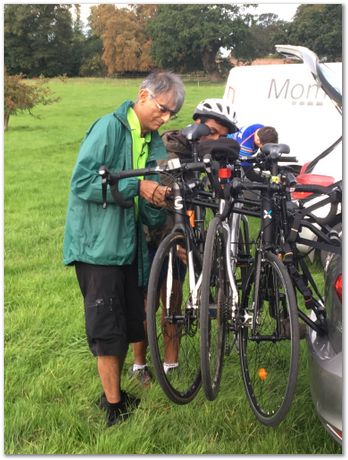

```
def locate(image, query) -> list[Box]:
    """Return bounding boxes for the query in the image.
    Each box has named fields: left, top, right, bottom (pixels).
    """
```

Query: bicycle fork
left=167, top=182, right=202, bottom=318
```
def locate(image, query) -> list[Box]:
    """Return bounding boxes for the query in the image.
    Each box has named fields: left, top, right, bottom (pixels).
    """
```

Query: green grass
left=4, top=77, right=341, bottom=454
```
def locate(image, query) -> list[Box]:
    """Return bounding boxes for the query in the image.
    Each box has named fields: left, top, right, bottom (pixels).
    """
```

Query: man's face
left=135, top=89, right=177, bottom=134
left=254, top=129, right=261, bottom=148
left=196, top=118, right=229, bottom=141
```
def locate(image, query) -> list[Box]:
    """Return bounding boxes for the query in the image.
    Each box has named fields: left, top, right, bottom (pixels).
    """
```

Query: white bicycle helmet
left=193, top=98, right=238, bottom=134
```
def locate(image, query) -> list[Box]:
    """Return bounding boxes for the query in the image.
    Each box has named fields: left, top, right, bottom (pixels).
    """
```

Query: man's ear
left=138, top=89, right=149, bottom=104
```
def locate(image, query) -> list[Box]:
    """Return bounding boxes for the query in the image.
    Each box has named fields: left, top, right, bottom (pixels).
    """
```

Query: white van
left=223, top=45, right=342, bottom=255
left=223, top=54, right=342, bottom=181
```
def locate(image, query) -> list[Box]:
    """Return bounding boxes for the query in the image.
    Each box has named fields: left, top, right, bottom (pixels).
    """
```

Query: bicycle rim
left=229, top=211, right=251, bottom=295
left=147, top=231, right=202, bottom=404
left=200, top=217, right=227, bottom=401
left=239, top=251, right=300, bottom=425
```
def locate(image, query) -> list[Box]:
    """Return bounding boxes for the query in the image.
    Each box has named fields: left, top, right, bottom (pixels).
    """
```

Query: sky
left=78, top=2, right=302, bottom=25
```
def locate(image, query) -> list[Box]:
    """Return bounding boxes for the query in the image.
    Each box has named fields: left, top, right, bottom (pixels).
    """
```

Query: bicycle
left=232, top=144, right=341, bottom=425
left=199, top=154, right=252, bottom=401
left=240, top=144, right=342, bottom=335
left=200, top=143, right=310, bottom=424
left=99, top=133, right=240, bottom=404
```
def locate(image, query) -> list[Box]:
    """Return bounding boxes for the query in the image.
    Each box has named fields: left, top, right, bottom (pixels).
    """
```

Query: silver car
left=307, top=248, right=342, bottom=444
left=276, top=45, right=342, bottom=445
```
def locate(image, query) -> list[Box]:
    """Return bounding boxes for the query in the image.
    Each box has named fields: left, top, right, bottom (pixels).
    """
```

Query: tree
left=89, top=4, right=155, bottom=75
left=286, top=4, right=342, bottom=61
left=4, top=73, right=60, bottom=130
left=4, top=4, right=75, bottom=77
left=70, top=4, right=86, bottom=76
left=233, top=13, right=290, bottom=63
left=79, top=33, right=106, bottom=77
left=147, top=4, right=250, bottom=78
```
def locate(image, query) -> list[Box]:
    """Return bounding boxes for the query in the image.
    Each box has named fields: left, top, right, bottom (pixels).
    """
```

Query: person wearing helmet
left=129, top=98, right=238, bottom=386
left=161, top=97, right=238, bottom=160
left=192, top=98, right=239, bottom=139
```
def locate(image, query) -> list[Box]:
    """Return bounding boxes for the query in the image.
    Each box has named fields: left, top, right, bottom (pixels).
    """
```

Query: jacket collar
left=113, top=100, right=134, bottom=128
left=113, top=100, right=165, bottom=161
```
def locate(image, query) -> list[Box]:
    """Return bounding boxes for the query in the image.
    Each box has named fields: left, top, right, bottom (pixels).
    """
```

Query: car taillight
left=335, top=274, right=342, bottom=302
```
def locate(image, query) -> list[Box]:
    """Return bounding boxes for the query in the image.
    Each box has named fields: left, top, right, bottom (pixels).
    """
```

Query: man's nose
left=160, top=112, right=171, bottom=122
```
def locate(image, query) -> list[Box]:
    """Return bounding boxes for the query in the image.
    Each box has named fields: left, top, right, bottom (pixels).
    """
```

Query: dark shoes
left=97, top=390, right=140, bottom=427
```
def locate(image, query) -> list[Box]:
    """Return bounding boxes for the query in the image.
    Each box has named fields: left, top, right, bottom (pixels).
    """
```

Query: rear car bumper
left=306, top=322, right=342, bottom=444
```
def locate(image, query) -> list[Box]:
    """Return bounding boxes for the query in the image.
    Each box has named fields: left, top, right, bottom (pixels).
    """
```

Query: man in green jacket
left=63, top=71, right=185, bottom=426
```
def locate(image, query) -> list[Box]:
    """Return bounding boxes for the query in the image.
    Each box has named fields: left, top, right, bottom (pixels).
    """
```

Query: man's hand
left=139, top=180, right=170, bottom=207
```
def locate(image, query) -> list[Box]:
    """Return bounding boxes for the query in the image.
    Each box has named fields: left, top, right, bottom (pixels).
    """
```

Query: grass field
left=4, top=78, right=341, bottom=454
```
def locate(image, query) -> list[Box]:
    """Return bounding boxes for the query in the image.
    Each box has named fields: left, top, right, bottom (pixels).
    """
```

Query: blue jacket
left=228, top=124, right=264, bottom=164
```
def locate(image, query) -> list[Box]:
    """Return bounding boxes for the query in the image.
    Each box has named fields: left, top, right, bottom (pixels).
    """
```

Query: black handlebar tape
left=278, top=156, right=297, bottom=162
left=285, top=172, right=297, bottom=187
left=104, top=162, right=207, bottom=208
left=107, top=167, right=155, bottom=185
left=291, top=183, right=337, bottom=195
left=183, top=162, right=207, bottom=173
left=233, top=177, right=268, bottom=191
left=239, top=155, right=297, bottom=164
left=105, top=167, right=159, bottom=208
left=110, top=184, right=133, bottom=208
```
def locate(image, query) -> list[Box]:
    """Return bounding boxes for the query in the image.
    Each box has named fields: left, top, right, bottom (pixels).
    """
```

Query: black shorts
left=75, top=261, right=145, bottom=357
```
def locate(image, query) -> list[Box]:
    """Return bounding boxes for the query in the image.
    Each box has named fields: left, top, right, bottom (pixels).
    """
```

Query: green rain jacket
left=63, top=100, right=167, bottom=286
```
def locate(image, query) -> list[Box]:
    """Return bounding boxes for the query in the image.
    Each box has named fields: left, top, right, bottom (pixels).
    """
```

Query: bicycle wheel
left=239, top=250, right=300, bottom=425
left=200, top=217, right=227, bottom=401
left=229, top=209, right=252, bottom=294
left=147, top=230, right=202, bottom=404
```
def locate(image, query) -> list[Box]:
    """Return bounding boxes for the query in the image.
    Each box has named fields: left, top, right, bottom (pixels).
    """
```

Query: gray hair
left=140, top=71, right=185, bottom=113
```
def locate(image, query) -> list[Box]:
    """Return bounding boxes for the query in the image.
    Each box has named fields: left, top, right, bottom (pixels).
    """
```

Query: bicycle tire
left=229, top=211, right=251, bottom=294
left=147, top=230, right=202, bottom=404
left=200, top=217, right=227, bottom=401
left=239, top=251, right=300, bottom=426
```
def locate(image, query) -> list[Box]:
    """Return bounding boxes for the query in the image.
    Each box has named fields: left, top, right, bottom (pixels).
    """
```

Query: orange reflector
left=186, top=210, right=195, bottom=227
left=258, top=368, right=268, bottom=381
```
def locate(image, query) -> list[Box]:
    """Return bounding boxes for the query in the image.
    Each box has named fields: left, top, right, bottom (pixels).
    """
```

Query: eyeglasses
left=148, top=90, right=177, bottom=120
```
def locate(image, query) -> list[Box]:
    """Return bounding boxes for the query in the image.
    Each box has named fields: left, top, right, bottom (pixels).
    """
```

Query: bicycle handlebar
left=231, top=176, right=342, bottom=199
left=290, top=181, right=342, bottom=196
left=99, top=160, right=208, bottom=208
left=240, top=155, right=298, bottom=164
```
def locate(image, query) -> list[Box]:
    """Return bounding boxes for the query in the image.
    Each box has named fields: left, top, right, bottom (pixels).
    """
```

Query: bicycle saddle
left=197, top=138, right=240, bottom=162
left=180, top=123, right=211, bottom=141
left=261, top=143, right=290, bottom=156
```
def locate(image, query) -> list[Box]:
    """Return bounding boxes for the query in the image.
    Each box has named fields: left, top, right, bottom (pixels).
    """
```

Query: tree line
left=5, top=3, right=342, bottom=79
